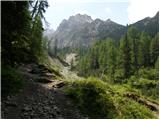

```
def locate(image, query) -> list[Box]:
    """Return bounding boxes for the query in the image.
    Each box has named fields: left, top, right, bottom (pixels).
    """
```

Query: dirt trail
left=1, top=63, right=86, bottom=119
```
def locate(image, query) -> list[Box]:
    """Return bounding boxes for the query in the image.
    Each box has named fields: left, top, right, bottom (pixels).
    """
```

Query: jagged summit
left=68, top=13, right=93, bottom=23
left=50, top=12, right=158, bottom=48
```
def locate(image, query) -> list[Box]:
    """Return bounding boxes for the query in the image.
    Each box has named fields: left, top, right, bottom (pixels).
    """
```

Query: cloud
left=127, top=0, right=159, bottom=24
left=105, top=8, right=111, bottom=14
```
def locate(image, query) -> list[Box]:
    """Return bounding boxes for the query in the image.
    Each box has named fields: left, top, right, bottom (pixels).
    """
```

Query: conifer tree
left=119, top=33, right=131, bottom=78
left=138, top=32, right=151, bottom=67
left=107, top=40, right=117, bottom=79
left=127, top=27, right=140, bottom=74
left=150, top=33, right=159, bottom=66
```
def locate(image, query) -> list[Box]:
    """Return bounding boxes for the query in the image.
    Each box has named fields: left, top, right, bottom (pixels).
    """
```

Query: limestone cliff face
left=49, top=12, right=158, bottom=49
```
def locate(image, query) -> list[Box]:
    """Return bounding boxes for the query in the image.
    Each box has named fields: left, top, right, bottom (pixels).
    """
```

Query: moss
left=65, top=77, right=157, bottom=119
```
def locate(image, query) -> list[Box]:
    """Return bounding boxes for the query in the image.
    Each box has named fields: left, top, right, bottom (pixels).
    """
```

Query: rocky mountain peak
left=69, top=14, right=93, bottom=23
left=106, top=18, right=111, bottom=22
left=52, top=12, right=158, bottom=48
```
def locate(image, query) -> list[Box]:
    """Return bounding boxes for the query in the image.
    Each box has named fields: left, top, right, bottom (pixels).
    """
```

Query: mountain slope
left=51, top=12, right=159, bottom=49
left=53, top=14, right=126, bottom=48
left=131, top=12, right=159, bottom=37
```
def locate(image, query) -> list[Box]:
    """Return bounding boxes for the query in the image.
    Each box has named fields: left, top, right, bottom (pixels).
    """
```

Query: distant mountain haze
left=48, top=12, right=159, bottom=49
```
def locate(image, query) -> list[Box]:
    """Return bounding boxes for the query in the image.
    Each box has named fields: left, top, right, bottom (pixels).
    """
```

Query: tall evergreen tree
left=119, top=33, right=132, bottom=78
left=107, top=40, right=117, bottom=79
left=150, top=33, right=159, bottom=66
left=30, top=0, right=49, bottom=23
left=1, top=1, right=32, bottom=65
left=127, top=27, right=140, bottom=74
left=138, top=32, right=151, bottom=67
left=30, top=16, right=43, bottom=61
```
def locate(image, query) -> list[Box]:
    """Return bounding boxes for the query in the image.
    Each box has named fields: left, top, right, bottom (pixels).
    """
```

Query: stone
left=22, top=106, right=32, bottom=112
left=5, top=102, right=17, bottom=107
left=53, top=106, right=58, bottom=110
left=43, top=106, right=51, bottom=111
left=57, top=82, right=65, bottom=88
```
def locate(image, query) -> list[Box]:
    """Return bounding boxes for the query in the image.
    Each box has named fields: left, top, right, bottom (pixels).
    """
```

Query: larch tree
left=150, top=33, right=159, bottom=66
left=119, top=33, right=132, bottom=78
left=127, top=26, right=140, bottom=74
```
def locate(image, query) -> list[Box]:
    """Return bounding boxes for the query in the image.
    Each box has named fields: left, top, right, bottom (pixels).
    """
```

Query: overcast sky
left=44, top=0, right=159, bottom=30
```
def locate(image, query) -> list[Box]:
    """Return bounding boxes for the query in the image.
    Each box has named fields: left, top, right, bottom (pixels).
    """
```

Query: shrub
left=114, top=69, right=125, bottom=83
left=128, top=76, right=159, bottom=101
left=1, top=65, right=24, bottom=97
left=138, top=68, right=158, bottom=80
left=65, top=77, right=118, bottom=118
left=65, top=77, right=156, bottom=118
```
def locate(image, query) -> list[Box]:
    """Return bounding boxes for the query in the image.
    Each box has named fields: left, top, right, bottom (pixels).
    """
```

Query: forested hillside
left=1, top=1, right=159, bottom=119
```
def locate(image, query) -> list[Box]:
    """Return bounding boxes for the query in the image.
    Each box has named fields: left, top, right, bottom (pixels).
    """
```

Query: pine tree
left=90, top=46, right=99, bottom=70
left=127, top=27, right=140, bottom=74
left=2, top=1, right=32, bottom=65
left=150, top=33, right=159, bottom=66
left=119, top=33, right=131, bottom=78
left=98, top=41, right=108, bottom=73
left=107, top=40, right=117, bottom=79
left=138, top=32, right=151, bottom=67
left=155, top=57, right=159, bottom=70
left=30, top=16, right=43, bottom=61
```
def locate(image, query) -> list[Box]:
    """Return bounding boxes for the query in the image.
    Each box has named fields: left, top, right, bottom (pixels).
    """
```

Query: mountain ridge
left=50, top=12, right=159, bottom=48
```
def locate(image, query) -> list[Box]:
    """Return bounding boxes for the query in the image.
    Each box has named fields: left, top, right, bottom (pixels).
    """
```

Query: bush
left=65, top=77, right=118, bottom=118
left=65, top=77, right=156, bottom=119
left=128, top=76, right=159, bottom=101
left=1, top=65, right=24, bottom=97
left=114, top=69, right=125, bottom=83
left=138, top=68, right=158, bottom=80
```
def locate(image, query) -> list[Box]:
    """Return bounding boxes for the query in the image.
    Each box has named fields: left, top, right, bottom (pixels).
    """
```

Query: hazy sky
left=44, top=0, right=159, bottom=30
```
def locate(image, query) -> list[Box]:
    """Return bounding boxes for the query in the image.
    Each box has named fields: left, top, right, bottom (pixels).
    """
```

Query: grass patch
left=128, top=76, right=159, bottom=101
left=64, top=77, right=157, bottom=119
left=1, top=65, right=24, bottom=98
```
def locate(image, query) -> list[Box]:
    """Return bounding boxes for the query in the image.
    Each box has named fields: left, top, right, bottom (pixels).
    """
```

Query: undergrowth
left=64, top=77, right=157, bottom=119
left=1, top=65, right=24, bottom=98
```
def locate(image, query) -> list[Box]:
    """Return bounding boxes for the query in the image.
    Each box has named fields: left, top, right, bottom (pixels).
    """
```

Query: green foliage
left=2, top=1, right=49, bottom=65
left=30, top=0, right=49, bottom=20
left=30, top=16, right=44, bottom=61
left=155, top=57, right=159, bottom=70
left=1, top=1, right=32, bottom=65
left=119, top=33, right=132, bottom=78
left=1, top=65, right=24, bottom=97
left=114, top=69, right=125, bottom=83
left=65, top=77, right=156, bottom=119
left=138, top=32, right=151, bottom=67
left=128, top=76, right=158, bottom=101
left=107, top=40, right=117, bottom=78
left=76, top=27, right=158, bottom=82
left=128, top=27, right=140, bottom=74
left=138, top=68, right=158, bottom=80
left=150, top=33, right=159, bottom=66
left=65, top=78, right=118, bottom=118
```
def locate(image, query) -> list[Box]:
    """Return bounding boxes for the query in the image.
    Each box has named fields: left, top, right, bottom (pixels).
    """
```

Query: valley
left=1, top=1, right=159, bottom=119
